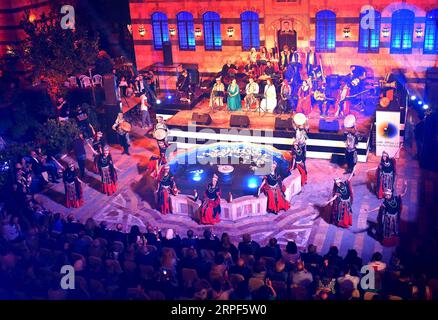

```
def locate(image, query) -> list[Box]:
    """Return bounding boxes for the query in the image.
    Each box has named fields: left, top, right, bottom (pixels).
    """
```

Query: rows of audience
left=0, top=200, right=436, bottom=300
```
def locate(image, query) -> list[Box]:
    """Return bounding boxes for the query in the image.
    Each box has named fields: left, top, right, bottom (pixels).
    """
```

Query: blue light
left=190, top=169, right=204, bottom=182
left=410, top=95, right=416, bottom=101
left=247, top=177, right=259, bottom=189
left=423, top=104, right=429, bottom=110
left=167, top=95, right=172, bottom=100
left=418, top=101, right=423, bottom=106
left=156, top=99, right=162, bottom=105
left=192, top=174, right=202, bottom=182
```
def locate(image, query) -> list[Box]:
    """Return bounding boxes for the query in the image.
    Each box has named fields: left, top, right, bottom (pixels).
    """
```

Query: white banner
left=376, top=110, right=401, bottom=157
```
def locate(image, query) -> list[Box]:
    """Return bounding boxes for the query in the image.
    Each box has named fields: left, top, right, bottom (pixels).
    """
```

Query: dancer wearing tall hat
left=326, top=168, right=355, bottom=228
left=290, top=139, right=307, bottom=186
left=157, top=164, right=178, bottom=214
left=63, top=162, right=84, bottom=208
left=210, top=77, right=225, bottom=112
left=199, top=173, right=222, bottom=225
left=97, top=145, right=118, bottom=195
left=365, top=181, right=407, bottom=246
left=344, top=127, right=360, bottom=174
left=368, top=145, right=401, bottom=199
left=258, top=162, right=290, bottom=214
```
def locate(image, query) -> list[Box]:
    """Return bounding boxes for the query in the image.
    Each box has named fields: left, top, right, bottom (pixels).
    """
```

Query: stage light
left=418, top=101, right=423, bottom=106
left=415, top=25, right=423, bottom=38
left=382, top=26, right=390, bottom=38
left=343, top=26, right=351, bottom=38
left=167, top=95, right=172, bottom=100
left=423, top=104, right=429, bottom=110
left=195, top=27, right=202, bottom=37
left=247, top=177, right=258, bottom=189
left=138, top=25, right=146, bottom=37
left=156, top=99, right=162, bottom=104
left=169, top=26, right=176, bottom=37
left=410, top=95, right=416, bottom=101
left=227, top=26, right=235, bottom=38
left=190, top=169, right=204, bottom=182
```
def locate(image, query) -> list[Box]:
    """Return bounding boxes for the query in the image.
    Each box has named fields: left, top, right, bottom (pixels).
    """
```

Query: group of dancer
left=207, top=45, right=366, bottom=118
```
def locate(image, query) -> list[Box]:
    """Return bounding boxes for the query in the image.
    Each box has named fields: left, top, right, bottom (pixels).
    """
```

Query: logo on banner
left=377, top=122, right=398, bottom=139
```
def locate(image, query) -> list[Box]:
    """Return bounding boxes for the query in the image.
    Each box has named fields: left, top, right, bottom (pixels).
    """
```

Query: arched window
left=203, top=12, right=222, bottom=51
left=315, top=10, right=336, bottom=52
left=151, top=12, right=169, bottom=50
left=241, top=11, right=260, bottom=51
left=358, top=10, right=381, bottom=53
left=177, top=11, right=196, bottom=50
left=390, top=9, right=414, bottom=54
left=424, top=9, right=438, bottom=54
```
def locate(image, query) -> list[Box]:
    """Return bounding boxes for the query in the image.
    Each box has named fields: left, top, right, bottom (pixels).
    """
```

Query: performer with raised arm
left=97, top=145, right=118, bottom=196
left=290, top=139, right=307, bottom=186
left=209, top=77, right=225, bottom=112
left=293, top=113, right=309, bottom=158
left=227, top=78, right=242, bottom=111
left=296, top=80, right=312, bottom=115
left=157, top=164, right=178, bottom=215
left=326, top=169, right=356, bottom=228
left=199, top=173, right=221, bottom=225
left=244, top=77, right=259, bottom=111
left=366, top=181, right=408, bottom=246
left=277, top=79, right=292, bottom=114
left=63, top=162, right=84, bottom=208
left=344, top=128, right=360, bottom=174
left=261, top=78, right=277, bottom=113
left=258, top=162, right=290, bottom=214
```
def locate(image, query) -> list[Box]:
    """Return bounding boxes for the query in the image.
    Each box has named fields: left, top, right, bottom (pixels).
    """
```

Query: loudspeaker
left=331, top=153, right=346, bottom=165
left=275, top=117, right=293, bottom=131
left=191, top=112, right=212, bottom=125
left=104, top=103, right=122, bottom=144
left=162, top=41, right=173, bottom=66
left=103, top=74, right=118, bottom=105
left=319, top=119, right=339, bottom=133
left=230, top=115, right=250, bottom=128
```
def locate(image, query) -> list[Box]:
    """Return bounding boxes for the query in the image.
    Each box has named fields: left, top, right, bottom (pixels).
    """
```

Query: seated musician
left=313, top=82, right=329, bottom=117
left=177, top=69, right=192, bottom=102
left=248, top=48, right=258, bottom=67
left=349, top=65, right=366, bottom=94
left=244, top=77, right=260, bottom=111
left=209, top=77, right=225, bottom=112
left=221, top=59, right=238, bottom=78
left=259, top=46, right=271, bottom=75
left=264, top=61, right=275, bottom=77
left=277, top=79, right=292, bottom=114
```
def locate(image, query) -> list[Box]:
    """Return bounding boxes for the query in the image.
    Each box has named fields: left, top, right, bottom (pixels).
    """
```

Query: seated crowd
left=0, top=201, right=436, bottom=300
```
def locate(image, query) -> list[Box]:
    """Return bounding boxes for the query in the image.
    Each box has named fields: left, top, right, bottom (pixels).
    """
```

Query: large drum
left=119, top=121, right=132, bottom=133
left=344, top=114, right=356, bottom=128
left=293, top=113, right=307, bottom=127
left=153, top=128, right=168, bottom=141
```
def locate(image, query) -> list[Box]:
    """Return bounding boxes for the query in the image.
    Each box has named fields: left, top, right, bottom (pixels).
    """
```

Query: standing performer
left=305, top=48, right=318, bottom=77
left=199, top=174, right=221, bottom=225
left=326, top=169, right=355, bottom=228
left=97, top=146, right=118, bottom=196
left=261, top=78, right=277, bottom=113
left=63, top=162, right=84, bottom=208
left=258, top=162, right=290, bottom=214
left=290, top=139, right=307, bottom=186
left=227, top=78, right=242, bottom=111
left=344, top=129, right=360, bottom=174
left=210, top=77, right=225, bottom=112
left=296, top=80, right=312, bottom=115
left=112, top=112, right=131, bottom=155
left=177, top=69, right=192, bottom=102
left=370, top=146, right=401, bottom=199
left=91, top=131, right=105, bottom=172
left=280, top=45, right=292, bottom=70
left=335, top=79, right=351, bottom=118
left=244, top=77, right=260, bottom=111
left=140, top=91, right=152, bottom=130
left=293, top=114, right=309, bottom=158
left=366, top=182, right=407, bottom=246
left=157, top=164, right=178, bottom=214
left=277, top=79, right=292, bottom=114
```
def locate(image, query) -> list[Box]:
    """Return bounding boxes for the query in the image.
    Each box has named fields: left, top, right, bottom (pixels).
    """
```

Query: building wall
left=130, top=0, right=438, bottom=93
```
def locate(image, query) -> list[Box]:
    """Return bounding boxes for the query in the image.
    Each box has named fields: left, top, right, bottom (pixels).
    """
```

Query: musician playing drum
left=244, top=77, right=259, bottom=111
left=210, top=77, right=225, bottom=112
left=112, top=112, right=131, bottom=155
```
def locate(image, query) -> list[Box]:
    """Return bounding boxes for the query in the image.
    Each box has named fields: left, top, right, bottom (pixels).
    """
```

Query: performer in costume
left=344, top=129, right=360, bottom=174
left=290, top=139, right=307, bottom=186
left=112, top=112, right=130, bottom=155
left=293, top=119, right=309, bottom=158
left=157, top=164, right=178, bottom=214
left=199, top=174, right=221, bottom=225
left=335, top=79, right=351, bottom=118
left=97, top=146, right=118, bottom=195
left=277, top=79, right=292, bottom=114
left=258, top=162, right=290, bottom=214
left=244, top=77, right=260, bottom=111
left=177, top=69, right=192, bottom=102
left=261, top=78, right=277, bottom=113
left=280, top=45, right=292, bottom=69
left=227, top=78, right=242, bottom=111
left=210, top=77, right=225, bottom=112
left=368, top=146, right=401, bottom=199
left=305, top=48, right=318, bottom=77
left=326, top=169, right=355, bottom=228
left=366, top=182, right=407, bottom=246
left=63, top=162, right=84, bottom=208
left=91, top=131, right=105, bottom=173
left=313, top=82, right=329, bottom=117
left=296, top=80, right=312, bottom=115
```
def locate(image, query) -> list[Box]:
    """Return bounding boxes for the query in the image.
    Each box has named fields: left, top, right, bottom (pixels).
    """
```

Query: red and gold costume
left=331, top=180, right=353, bottom=228
left=291, top=144, right=307, bottom=186
left=157, top=168, right=178, bottom=214
left=97, top=153, right=117, bottom=195
left=200, top=182, right=221, bottom=225
left=296, top=82, right=312, bottom=115
left=378, top=193, right=401, bottom=246
left=63, top=167, right=83, bottom=208
left=261, top=172, right=290, bottom=214
left=376, top=152, right=396, bottom=199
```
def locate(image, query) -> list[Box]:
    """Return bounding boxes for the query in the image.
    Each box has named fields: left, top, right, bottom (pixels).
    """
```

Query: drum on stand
left=153, top=128, right=168, bottom=141
left=344, top=114, right=356, bottom=128
left=119, top=121, right=132, bottom=133
left=293, top=113, right=307, bottom=127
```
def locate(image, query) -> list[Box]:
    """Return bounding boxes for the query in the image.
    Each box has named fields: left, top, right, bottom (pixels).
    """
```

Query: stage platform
left=160, top=99, right=374, bottom=162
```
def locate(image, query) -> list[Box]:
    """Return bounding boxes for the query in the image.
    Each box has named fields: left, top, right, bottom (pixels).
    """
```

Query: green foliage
left=35, top=119, right=80, bottom=155
left=0, top=142, right=35, bottom=190
left=20, top=1, right=99, bottom=98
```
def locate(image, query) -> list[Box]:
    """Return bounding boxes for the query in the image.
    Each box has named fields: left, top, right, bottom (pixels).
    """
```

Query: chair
left=248, top=277, right=265, bottom=293
left=182, top=268, right=199, bottom=288
left=81, top=76, right=92, bottom=88
left=92, top=74, right=103, bottom=87
left=272, top=280, right=288, bottom=300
